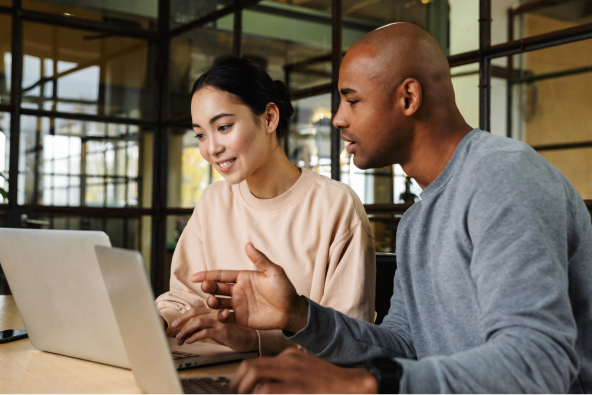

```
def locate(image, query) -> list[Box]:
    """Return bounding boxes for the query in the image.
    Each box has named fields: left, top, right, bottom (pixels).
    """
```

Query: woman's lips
left=218, top=158, right=236, bottom=172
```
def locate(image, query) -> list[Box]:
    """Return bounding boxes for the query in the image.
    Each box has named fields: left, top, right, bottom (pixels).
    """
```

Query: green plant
left=0, top=172, right=7, bottom=203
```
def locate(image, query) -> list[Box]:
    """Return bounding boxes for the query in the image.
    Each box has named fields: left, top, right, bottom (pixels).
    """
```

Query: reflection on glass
left=0, top=15, right=10, bottom=104
left=165, top=214, right=191, bottom=291
left=449, top=0, right=479, bottom=55
left=22, top=22, right=155, bottom=119
left=506, top=38, right=592, bottom=199
left=170, top=0, right=231, bottom=29
left=18, top=116, right=151, bottom=207
left=168, top=128, right=222, bottom=208
left=451, top=63, right=479, bottom=130
left=169, top=27, right=233, bottom=119
left=242, top=1, right=332, bottom=90
left=511, top=0, right=592, bottom=43
left=287, top=93, right=332, bottom=177
left=368, top=215, right=402, bottom=253
left=0, top=113, right=8, bottom=204
left=23, top=0, right=157, bottom=30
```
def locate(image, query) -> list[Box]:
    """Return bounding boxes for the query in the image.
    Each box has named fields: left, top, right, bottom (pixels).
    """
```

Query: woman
left=155, top=57, right=375, bottom=356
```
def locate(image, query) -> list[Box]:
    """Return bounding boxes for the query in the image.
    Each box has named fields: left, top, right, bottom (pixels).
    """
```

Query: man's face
left=333, top=50, right=411, bottom=170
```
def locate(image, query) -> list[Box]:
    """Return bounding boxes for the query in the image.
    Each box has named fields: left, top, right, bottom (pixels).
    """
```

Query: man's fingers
left=207, top=296, right=232, bottom=309
left=191, top=270, right=241, bottom=284
left=201, top=280, right=233, bottom=296
left=232, top=358, right=287, bottom=394
left=245, top=243, right=282, bottom=273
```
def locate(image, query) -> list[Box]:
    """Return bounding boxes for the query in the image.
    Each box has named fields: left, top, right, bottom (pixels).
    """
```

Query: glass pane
left=509, top=0, right=592, bottom=43
left=287, top=93, right=331, bottom=178
left=368, top=214, right=402, bottom=253
left=451, top=63, right=480, bottom=130
left=0, top=0, right=11, bottom=6
left=168, top=127, right=221, bottom=208
left=448, top=0, right=480, bottom=55
left=23, top=0, right=157, bottom=30
left=164, top=214, right=191, bottom=291
left=22, top=22, right=156, bottom=120
left=0, top=112, right=9, bottom=204
left=340, top=0, right=449, bottom=53
left=169, top=27, right=233, bottom=120
left=170, top=0, right=230, bottom=29
left=243, top=1, right=332, bottom=90
left=18, top=116, right=152, bottom=207
left=507, top=40, right=592, bottom=199
left=0, top=14, right=10, bottom=104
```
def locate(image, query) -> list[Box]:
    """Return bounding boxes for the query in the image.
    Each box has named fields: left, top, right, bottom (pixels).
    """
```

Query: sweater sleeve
left=320, top=221, right=376, bottom=323
left=155, top=210, right=210, bottom=327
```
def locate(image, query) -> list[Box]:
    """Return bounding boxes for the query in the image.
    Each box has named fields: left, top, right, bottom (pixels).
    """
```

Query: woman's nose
left=208, top=137, right=224, bottom=157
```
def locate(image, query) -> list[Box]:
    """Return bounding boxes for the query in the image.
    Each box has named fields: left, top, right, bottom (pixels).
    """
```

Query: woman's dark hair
left=191, top=57, right=294, bottom=142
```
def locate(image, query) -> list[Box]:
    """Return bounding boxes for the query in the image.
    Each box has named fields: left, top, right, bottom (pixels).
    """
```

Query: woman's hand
left=166, top=306, right=211, bottom=337
left=174, top=310, right=259, bottom=353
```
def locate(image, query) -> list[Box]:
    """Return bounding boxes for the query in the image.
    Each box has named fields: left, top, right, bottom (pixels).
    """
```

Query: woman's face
left=191, top=87, right=276, bottom=185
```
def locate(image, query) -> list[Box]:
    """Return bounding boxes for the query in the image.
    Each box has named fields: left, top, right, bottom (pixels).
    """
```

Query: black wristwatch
left=365, top=357, right=403, bottom=394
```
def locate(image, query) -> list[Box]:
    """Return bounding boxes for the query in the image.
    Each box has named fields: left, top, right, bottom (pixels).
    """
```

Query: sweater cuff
left=159, top=307, right=181, bottom=328
left=283, top=297, right=337, bottom=355
left=256, top=329, right=296, bottom=357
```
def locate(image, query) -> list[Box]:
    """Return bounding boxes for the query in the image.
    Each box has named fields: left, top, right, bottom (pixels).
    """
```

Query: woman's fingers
left=218, top=309, right=237, bottom=324
left=170, top=307, right=211, bottom=328
left=175, top=314, right=216, bottom=344
left=207, top=295, right=233, bottom=309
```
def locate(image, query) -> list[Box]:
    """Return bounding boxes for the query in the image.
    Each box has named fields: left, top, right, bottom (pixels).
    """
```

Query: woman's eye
left=194, top=134, right=205, bottom=140
left=218, top=124, right=232, bottom=132
left=347, top=100, right=359, bottom=106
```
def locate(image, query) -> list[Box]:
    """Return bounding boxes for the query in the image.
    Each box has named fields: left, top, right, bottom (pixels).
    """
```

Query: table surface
left=0, top=295, right=240, bottom=393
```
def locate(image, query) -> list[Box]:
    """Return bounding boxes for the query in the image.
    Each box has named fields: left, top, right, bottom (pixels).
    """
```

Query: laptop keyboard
left=182, top=376, right=231, bottom=394
left=172, top=351, right=200, bottom=360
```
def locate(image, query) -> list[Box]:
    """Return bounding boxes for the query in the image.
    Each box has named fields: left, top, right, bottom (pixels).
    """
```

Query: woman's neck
left=246, top=146, right=301, bottom=199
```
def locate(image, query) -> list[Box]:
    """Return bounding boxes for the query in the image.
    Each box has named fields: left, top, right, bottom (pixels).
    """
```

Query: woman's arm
left=320, top=221, right=376, bottom=323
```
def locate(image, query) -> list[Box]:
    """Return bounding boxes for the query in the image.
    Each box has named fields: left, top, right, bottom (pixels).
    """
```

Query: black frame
left=1, top=0, right=591, bottom=295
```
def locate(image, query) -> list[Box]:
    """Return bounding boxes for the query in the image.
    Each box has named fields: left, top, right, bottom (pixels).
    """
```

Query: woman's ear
left=264, top=103, right=280, bottom=135
left=397, top=78, right=422, bottom=116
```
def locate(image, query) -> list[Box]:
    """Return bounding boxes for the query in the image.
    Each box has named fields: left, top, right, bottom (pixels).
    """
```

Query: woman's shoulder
left=195, top=179, right=236, bottom=207
left=305, top=169, right=368, bottom=221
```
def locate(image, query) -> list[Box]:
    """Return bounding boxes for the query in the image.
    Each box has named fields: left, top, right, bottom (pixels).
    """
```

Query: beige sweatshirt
left=155, top=168, right=376, bottom=356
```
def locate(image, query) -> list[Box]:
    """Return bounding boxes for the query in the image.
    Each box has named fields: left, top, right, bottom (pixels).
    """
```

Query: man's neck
left=402, top=122, right=474, bottom=189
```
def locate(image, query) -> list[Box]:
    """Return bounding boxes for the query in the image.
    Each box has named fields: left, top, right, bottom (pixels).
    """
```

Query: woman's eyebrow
left=191, top=113, right=234, bottom=129
left=340, top=88, right=357, bottom=96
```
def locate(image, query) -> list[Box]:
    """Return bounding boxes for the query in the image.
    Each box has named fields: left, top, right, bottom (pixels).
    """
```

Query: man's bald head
left=345, top=22, right=454, bottom=108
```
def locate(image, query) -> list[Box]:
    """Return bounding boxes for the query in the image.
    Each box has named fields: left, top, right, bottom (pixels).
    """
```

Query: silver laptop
left=95, top=245, right=258, bottom=394
left=0, top=229, right=130, bottom=368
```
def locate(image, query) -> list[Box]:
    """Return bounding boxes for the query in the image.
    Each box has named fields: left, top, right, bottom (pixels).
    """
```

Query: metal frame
left=2, top=0, right=592, bottom=295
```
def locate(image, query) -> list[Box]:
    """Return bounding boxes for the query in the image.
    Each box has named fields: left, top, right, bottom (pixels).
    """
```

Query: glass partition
left=18, top=116, right=152, bottom=206
left=22, top=22, right=156, bottom=119
left=0, top=15, right=10, bottom=104
left=170, top=0, right=231, bottom=29
left=169, top=26, right=233, bottom=120
left=0, top=113, right=9, bottom=204
left=23, top=0, right=157, bottom=30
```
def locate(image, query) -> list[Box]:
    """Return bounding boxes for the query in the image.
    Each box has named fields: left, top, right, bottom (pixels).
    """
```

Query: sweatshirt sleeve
left=320, top=221, right=376, bottom=323
left=155, top=210, right=210, bottom=327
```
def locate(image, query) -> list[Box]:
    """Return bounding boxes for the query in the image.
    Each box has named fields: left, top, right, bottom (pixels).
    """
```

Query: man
left=184, top=23, right=592, bottom=393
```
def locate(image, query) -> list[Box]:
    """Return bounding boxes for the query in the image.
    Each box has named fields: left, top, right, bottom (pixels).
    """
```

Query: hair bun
left=273, top=80, right=294, bottom=118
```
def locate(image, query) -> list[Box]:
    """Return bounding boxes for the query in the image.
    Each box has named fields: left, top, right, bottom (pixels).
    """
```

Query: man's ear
left=398, top=78, right=422, bottom=116
left=264, top=103, right=280, bottom=135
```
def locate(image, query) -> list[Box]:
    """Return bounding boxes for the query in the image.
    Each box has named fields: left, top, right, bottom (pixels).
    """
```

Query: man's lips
left=346, top=142, right=357, bottom=154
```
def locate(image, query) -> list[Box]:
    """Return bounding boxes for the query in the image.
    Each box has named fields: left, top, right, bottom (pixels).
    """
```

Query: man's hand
left=191, top=243, right=309, bottom=333
left=173, top=310, right=259, bottom=352
left=165, top=306, right=212, bottom=337
left=230, top=348, right=378, bottom=394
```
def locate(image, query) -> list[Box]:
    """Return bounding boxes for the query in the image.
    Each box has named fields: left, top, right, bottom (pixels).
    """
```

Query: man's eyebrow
left=340, top=88, right=357, bottom=95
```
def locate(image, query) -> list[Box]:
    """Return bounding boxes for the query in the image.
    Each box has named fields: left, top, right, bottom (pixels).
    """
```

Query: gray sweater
left=288, top=129, right=592, bottom=393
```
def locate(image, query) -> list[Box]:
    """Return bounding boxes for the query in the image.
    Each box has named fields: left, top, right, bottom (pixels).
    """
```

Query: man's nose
left=333, top=101, right=348, bottom=130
